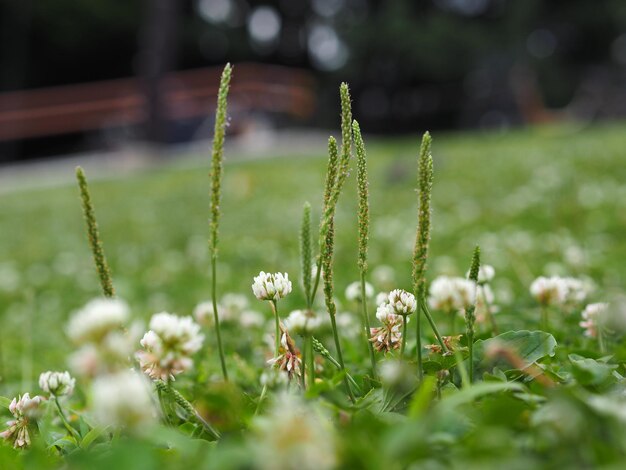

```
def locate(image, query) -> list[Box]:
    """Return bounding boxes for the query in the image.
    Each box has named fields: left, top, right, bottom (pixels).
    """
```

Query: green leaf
left=439, top=381, right=526, bottom=410
left=569, top=354, right=617, bottom=386
left=0, top=396, right=11, bottom=409
left=474, top=330, right=557, bottom=373
left=80, top=425, right=109, bottom=449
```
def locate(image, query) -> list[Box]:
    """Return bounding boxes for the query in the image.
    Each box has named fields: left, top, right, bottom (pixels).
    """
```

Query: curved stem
left=310, top=258, right=323, bottom=305
left=329, top=313, right=355, bottom=403
left=211, top=255, right=228, bottom=381
left=54, top=397, right=80, bottom=442
left=420, top=300, right=447, bottom=351
left=360, top=273, right=377, bottom=378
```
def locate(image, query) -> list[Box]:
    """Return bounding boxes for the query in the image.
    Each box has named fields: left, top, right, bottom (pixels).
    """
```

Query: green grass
left=1, top=122, right=625, bottom=389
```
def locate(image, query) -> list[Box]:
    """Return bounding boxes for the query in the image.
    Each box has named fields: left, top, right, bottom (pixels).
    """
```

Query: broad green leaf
left=439, top=381, right=525, bottom=410
left=473, top=330, right=557, bottom=372
left=569, top=354, right=617, bottom=386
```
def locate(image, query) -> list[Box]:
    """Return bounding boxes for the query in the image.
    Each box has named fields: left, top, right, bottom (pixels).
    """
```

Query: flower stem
left=271, top=300, right=280, bottom=357
left=329, top=312, right=355, bottom=403
left=360, top=273, right=378, bottom=378
left=401, top=315, right=408, bottom=357
left=420, top=300, right=447, bottom=351
left=416, top=297, right=423, bottom=381
left=307, top=336, right=315, bottom=387
left=211, top=256, right=228, bottom=381
left=54, top=397, right=80, bottom=442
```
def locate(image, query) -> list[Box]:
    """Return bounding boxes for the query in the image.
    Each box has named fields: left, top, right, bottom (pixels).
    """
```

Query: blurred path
left=0, top=129, right=327, bottom=195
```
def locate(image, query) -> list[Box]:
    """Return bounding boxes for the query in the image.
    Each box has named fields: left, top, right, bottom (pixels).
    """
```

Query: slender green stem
left=329, top=313, right=355, bottom=402
left=360, top=273, right=377, bottom=377
left=254, top=384, right=268, bottom=415
left=597, top=315, right=606, bottom=354
left=468, top=330, right=474, bottom=383
left=307, top=336, right=315, bottom=387
left=312, top=337, right=361, bottom=394
left=421, top=300, right=447, bottom=351
left=454, top=349, right=470, bottom=389
left=301, top=336, right=307, bottom=389
left=155, top=380, right=220, bottom=440
left=54, top=397, right=80, bottom=442
left=401, top=315, right=408, bottom=357
left=310, top=258, right=322, bottom=305
left=416, top=296, right=423, bottom=380
left=211, top=256, right=228, bottom=381
left=271, top=300, right=281, bottom=357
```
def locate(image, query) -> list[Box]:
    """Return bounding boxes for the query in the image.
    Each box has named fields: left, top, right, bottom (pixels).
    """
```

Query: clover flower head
left=39, top=371, right=75, bottom=397
left=425, top=335, right=464, bottom=356
left=1, top=393, right=44, bottom=449
left=428, top=276, right=476, bottom=312
left=375, top=291, right=389, bottom=306
left=562, top=277, right=589, bottom=305
left=240, top=310, right=266, bottom=329
left=136, top=312, right=204, bottom=381
left=267, top=329, right=302, bottom=380
left=388, top=289, right=417, bottom=315
left=580, top=302, right=608, bottom=338
left=370, top=306, right=404, bottom=353
left=285, top=310, right=322, bottom=336
left=530, top=276, right=567, bottom=306
left=252, top=271, right=293, bottom=301
left=193, top=300, right=221, bottom=325
left=67, top=298, right=129, bottom=344
left=345, top=281, right=374, bottom=301
left=92, top=371, right=156, bottom=432
left=252, top=392, right=336, bottom=470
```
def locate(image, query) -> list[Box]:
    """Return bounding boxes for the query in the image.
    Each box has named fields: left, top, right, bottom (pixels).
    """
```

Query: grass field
left=1, top=122, right=625, bottom=390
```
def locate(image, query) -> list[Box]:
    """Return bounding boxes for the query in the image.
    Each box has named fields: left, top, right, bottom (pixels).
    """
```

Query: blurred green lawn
left=1, top=123, right=625, bottom=388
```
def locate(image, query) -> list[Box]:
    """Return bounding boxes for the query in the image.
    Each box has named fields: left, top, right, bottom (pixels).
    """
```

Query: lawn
left=1, top=121, right=626, bottom=467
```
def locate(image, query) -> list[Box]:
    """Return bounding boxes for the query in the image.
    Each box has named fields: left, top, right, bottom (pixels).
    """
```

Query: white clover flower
left=222, top=293, right=249, bottom=314
left=136, top=312, right=204, bottom=381
left=530, top=276, right=568, bottom=306
left=379, top=360, right=415, bottom=388
left=193, top=300, right=222, bottom=325
left=387, top=289, right=417, bottom=316
left=375, top=291, right=389, bottom=307
left=39, top=371, right=75, bottom=397
left=428, top=276, right=476, bottom=312
left=345, top=281, right=374, bottom=302
left=67, top=298, right=129, bottom=344
left=285, top=310, right=322, bottom=336
left=252, top=392, right=336, bottom=470
left=239, top=310, right=266, bottom=329
left=0, top=393, right=44, bottom=449
left=580, top=302, right=608, bottom=338
left=375, top=302, right=395, bottom=323
left=370, top=306, right=404, bottom=353
left=92, top=371, right=156, bottom=432
left=252, top=272, right=293, bottom=301
left=562, top=277, right=589, bottom=305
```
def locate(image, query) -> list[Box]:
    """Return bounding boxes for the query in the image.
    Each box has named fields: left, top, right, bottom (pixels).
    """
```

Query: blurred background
left=1, top=0, right=625, bottom=162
